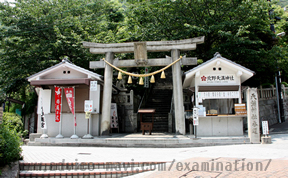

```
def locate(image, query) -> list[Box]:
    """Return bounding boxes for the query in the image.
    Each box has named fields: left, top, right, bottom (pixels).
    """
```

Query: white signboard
left=200, top=74, right=236, bottom=84
left=90, top=81, right=98, bottom=91
left=262, top=121, right=269, bottom=135
left=84, top=100, right=93, bottom=112
left=193, top=108, right=199, bottom=126
left=198, top=91, right=239, bottom=103
left=198, top=105, right=206, bottom=117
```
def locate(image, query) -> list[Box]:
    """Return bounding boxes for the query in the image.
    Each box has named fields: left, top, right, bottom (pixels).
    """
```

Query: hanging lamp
left=150, top=75, right=155, bottom=83
left=139, top=77, right=144, bottom=85
left=161, top=71, right=166, bottom=79
left=128, top=76, right=132, bottom=84
left=117, top=72, right=122, bottom=80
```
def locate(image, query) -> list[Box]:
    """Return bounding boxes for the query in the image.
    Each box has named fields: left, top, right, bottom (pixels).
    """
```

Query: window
left=51, top=86, right=89, bottom=113
left=202, top=98, right=237, bottom=115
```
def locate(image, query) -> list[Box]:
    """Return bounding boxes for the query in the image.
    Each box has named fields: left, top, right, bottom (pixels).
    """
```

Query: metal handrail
left=137, top=86, right=153, bottom=113
left=137, top=89, right=147, bottom=113
left=169, top=93, right=174, bottom=114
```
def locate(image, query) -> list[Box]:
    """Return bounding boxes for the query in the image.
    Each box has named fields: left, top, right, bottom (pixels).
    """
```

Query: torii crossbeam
left=83, top=36, right=204, bottom=135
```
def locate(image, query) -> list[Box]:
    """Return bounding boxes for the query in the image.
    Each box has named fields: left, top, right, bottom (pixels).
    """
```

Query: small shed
left=27, top=59, right=105, bottom=137
left=183, top=53, right=255, bottom=136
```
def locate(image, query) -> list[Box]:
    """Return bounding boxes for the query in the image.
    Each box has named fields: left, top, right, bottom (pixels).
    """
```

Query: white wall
left=37, top=113, right=100, bottom=137
left=197, top=116, right=244, bottom=136
left=41, top=68, right=87, bottom=79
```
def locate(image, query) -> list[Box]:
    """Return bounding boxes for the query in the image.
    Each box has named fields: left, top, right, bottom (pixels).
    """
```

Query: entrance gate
left=83, top=36, right=205, bottom=135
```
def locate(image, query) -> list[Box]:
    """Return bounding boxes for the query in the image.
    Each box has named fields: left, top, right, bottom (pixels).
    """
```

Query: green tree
left=0, top=0, right=126, bottom=104
left=124, top=0, right=287, bottom=86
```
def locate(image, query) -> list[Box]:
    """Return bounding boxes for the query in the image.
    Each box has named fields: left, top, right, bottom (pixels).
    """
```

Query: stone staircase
left=19, top=161, right=166, bottom=178
left=142, top=89, right=173, bottom=132
left=141, top=68, right=173, bottom=133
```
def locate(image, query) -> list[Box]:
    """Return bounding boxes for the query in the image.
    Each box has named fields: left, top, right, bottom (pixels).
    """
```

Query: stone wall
left=258, top=98, right=278, bottom=126
left=113, top=90, right=140, bottom=133
left=259, top=97, right=288, bottom=126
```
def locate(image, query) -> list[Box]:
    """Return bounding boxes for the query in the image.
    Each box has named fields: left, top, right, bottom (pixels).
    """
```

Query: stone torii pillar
left=172, top=49, right=185, bottom=134
left=101, top=52, right=114, bottom=135
left=83, top=36, right=204, bottom=135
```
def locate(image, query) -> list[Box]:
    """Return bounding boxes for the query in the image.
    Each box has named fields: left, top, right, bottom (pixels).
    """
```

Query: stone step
left=19, top=161, right=166, bottom=178
left=143, top=114, right=168, bottom=117
left=19, top=169, right=152, bottom=178
left=142, top=112, right=170, bottom=116
left=151, top=128, right=168, bottom=132
left=28, top=136, right=251, bottom=147
left=142, top=119, right=168, bottom=123
left=145, top=102, right=171, bottom=106
left=148, top=99, right=172, bottom=103
left=142, top=88, right=172, bottom=133
left=143, top=106, right=170, bottom=111
left=19, top=162, right=165, bottom=171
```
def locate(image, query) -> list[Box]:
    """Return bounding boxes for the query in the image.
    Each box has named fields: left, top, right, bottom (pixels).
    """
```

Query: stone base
left=28, top=133, right=251, bottom=148
left=29, top=133, right=42, bottom=141
left=261, top=136, right=272, bottom=144
left=0, top=161, right=19, bottom=178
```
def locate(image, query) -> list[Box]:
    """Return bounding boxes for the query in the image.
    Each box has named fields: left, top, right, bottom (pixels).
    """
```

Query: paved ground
left=21, top=121, right=288, bottom=177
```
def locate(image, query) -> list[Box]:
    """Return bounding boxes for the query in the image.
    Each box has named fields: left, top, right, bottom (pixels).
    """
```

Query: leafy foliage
left=0, top=0, right=126, bottom=96
left=0, top=0, right=288, bottom=104
left=2, top=112, right=28, bottom=137
left=124, top=0, right=287, bottom=86
left=0, top=124, right=22, bottom=167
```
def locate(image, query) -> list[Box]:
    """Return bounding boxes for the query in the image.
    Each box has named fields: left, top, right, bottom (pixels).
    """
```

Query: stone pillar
left=246, top=88, right=260, bottom=143
left=100, top=52, right=114, bottom=135
left=171, top=49, right=185, bottom=135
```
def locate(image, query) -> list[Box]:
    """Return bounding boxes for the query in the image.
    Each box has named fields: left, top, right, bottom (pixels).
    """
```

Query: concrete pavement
left=21, top=132, right=288, bottom=177
left=20, top=121, right=288, bottom=177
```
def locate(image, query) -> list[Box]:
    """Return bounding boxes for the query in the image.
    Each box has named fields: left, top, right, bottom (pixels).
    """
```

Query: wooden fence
left=257, top=85, right=288, bottom=99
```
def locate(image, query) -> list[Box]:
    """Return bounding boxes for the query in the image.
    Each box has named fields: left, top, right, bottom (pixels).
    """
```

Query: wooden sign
left=134, top=42, right=148, bottom=65
left=234, top=103, right=247, bottom=115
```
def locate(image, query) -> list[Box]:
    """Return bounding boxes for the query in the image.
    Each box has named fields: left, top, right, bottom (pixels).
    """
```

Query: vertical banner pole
left=71, top=86, right=79, bottom=139
left=89, top=113, right=92, bottom=136
left=83, top=100, right=93, bottom=139
left=56, top=87, right=64, bottom=138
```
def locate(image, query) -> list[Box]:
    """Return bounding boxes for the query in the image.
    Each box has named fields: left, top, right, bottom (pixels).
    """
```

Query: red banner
left=64, top=87, right=76, bottom=126
left=55, top=87, right=62, bottom=122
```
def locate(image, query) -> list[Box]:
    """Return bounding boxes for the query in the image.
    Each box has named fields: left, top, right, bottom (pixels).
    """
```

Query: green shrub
left=2, top=112, right=28, bottom=138
left=282, top=82, right=288, bottom=87
left=0, top=124, right=22, bottom=167
left=261, top=83, right=273, bottom=88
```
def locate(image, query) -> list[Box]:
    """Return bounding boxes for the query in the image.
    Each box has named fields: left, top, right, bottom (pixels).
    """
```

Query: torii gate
left=83, top=36, right=204, bottom=135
